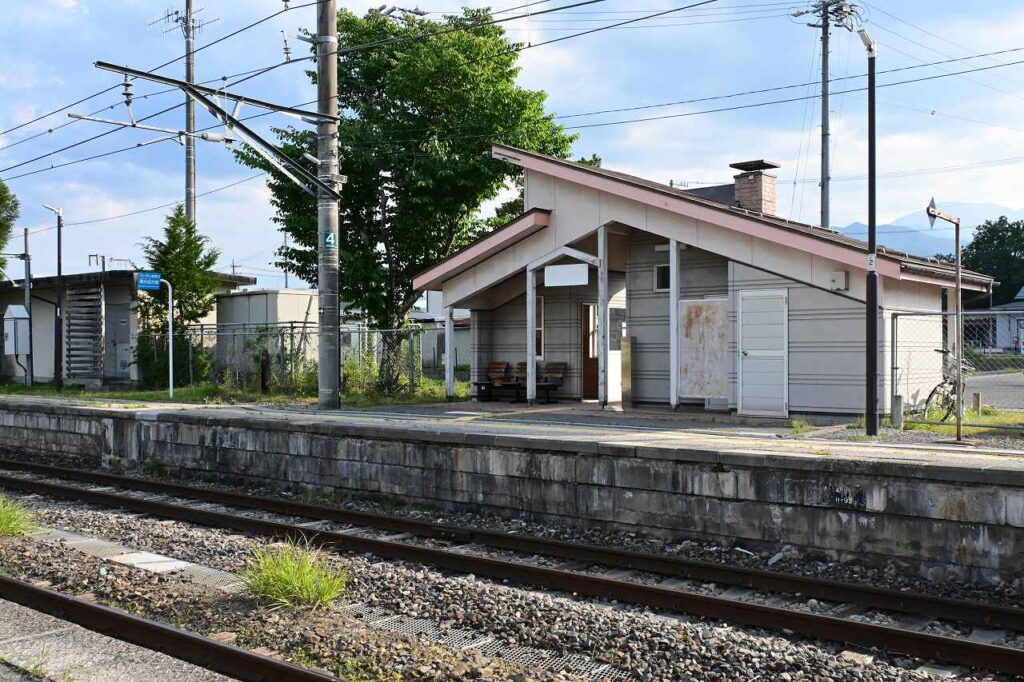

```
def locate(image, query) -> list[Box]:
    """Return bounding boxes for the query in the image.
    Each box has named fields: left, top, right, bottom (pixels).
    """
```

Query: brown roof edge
left=490, top=144, right=995, bottom=289
left=411, top=206, right=552, bottom=283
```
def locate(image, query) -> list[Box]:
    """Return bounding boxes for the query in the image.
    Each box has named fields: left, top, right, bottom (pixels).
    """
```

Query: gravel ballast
left=1, top=491, right=1015, bottom=681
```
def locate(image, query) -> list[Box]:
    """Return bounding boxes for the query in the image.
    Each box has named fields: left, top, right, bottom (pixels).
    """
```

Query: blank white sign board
left=544, top=263, right=589, bottom=287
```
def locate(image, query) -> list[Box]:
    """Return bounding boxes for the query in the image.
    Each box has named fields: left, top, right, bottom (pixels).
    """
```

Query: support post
left=668, top=238, right=679, bottom=410
left=444, top=306, right=454, bottom=401
left=22, top=228, right=33, bottom=387
left=316, top=0, right=340, bottom=409
left=955, top=218, right=963, bottom=442
left=862, top=30, right=879, bottom=436
left=597, top=225, right=609, bottom=407
left=526, top=267, right=536, bottom=406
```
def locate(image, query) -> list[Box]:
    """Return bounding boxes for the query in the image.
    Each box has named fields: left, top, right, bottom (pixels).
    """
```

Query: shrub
left=0, top=495, right=35, bottom=536
left=242, top=542, right=347, bottom=610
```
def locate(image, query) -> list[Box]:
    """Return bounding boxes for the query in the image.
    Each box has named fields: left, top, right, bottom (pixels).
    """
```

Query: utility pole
left=43, top=204, right=63, bottom=387
left=859, top=29, right=879, bottom=436
left=793, top=1, right=863, bottom=229
left=184, top=0, right=196, bottom=224
left=317, top=0, right=341, bottom=409
left=152, top=3, right=217, bottom=224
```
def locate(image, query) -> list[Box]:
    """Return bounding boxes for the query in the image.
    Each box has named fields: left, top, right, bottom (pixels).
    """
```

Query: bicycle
left=923, top=348, right=975, bottom=422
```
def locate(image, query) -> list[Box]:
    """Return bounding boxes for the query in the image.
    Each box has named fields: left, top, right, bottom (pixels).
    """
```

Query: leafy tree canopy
left=938, top=216, right=1024, bottom=307
left=138, top=205, right=221, bottom=329
left=236, top=7, right=576, bottom=329
left=0, top=181, right=19, bottom=272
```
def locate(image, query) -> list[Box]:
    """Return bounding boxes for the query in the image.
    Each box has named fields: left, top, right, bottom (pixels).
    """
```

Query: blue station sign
left=136, top=271, right=162, bottom=291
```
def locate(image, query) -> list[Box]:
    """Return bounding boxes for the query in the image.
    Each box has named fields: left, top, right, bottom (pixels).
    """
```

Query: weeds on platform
left=0, top=495, right=35, bottom=536
left=242, top=541, right=347, bottom=611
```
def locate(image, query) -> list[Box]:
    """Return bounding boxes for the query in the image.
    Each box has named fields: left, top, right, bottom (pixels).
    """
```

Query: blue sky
left=1, top=0, right=1022, bottom=284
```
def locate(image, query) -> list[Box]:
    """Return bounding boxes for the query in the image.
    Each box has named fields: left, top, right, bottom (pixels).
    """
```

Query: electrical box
left=829, top=270, right=849, bottom=292
left=3, top=318, right=29, bottom=356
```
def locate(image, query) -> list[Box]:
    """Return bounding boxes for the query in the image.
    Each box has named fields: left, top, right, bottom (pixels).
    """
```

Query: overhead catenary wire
left=0, top=0, right=327, bottom=140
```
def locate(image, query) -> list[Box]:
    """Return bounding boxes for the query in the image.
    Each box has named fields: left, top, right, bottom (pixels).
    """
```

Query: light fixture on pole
left=42, top=204, right=64, bottom=388
left=926, top=198, right=964, bottom=443
left=858, top=28, right=879, bottom=436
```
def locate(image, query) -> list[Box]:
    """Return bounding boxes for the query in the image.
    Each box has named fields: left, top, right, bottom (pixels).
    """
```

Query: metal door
left=104, top=303, right=132, bottom=379
left=737, top=289, right=788, bottom=417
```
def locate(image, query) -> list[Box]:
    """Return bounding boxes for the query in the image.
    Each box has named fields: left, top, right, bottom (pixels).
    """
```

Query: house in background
left=414, top=144, right=994, bottom=415
left=0, top=269, right=254, bottom=386
left=965, top=287, right=1024, bottom=353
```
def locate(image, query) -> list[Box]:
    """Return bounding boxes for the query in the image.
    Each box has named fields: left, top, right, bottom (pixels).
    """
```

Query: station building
left=415, top=145, right=994, bottom=416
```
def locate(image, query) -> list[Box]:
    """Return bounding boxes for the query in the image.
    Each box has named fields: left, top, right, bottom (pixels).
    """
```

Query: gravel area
left=0, top=535, right=557, bottom=681
left=806, top=426, right=1024, bottom=451
left=2, top=492, right=1016, bottom=681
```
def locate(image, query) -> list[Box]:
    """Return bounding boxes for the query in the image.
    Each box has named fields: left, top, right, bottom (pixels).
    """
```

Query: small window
left=654, top=264, right=671, bottom=292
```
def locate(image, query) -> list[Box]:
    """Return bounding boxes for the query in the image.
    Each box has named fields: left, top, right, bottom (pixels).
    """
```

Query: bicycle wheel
left=924, top=383, right=955, bottom=422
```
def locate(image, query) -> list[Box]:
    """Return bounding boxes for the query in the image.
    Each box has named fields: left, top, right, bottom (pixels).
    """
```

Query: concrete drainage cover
left=335, top=603, right=629, bottom=680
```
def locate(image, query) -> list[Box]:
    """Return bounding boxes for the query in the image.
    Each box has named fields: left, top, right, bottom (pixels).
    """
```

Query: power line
left=0, top=0, right=324, bottom=140
left=27, top=174, right=267, bottom=235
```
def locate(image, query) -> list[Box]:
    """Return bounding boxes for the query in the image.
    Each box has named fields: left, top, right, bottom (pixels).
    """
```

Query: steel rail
left=2, top=472, right=1024, bottom=675
left=0, top=575, right=335, bottom=682
left=2, top=458, right=1022, bottom=631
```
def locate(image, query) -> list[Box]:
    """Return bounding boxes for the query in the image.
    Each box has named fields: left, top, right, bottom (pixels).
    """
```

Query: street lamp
left=42, top=204, right=64, bottom=388
left=858, top=29, right=879, bottom=435
left=926, top=198, right=964, bottom=443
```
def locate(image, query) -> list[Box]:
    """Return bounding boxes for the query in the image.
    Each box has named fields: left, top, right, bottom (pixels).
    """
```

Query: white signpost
left=137, top=272, right=174, bottom=399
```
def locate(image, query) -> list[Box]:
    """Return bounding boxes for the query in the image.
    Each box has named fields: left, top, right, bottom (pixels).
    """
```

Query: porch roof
left=413, top=207, right=551, bottom=291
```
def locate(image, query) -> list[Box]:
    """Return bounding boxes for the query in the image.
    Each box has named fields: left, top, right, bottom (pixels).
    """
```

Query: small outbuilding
left=0, top=269, right=254, bottom=386
left=414, top=145, right=994, bottom=416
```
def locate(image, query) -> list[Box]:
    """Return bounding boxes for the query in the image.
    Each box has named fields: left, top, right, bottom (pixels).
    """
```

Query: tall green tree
left=138, top=205, right=221, bottom=329
left=236, top=7, right=575, bottom=332
left=938, top=217, right=1024, bottom=307
left=0, top=181, right=19, bottom=272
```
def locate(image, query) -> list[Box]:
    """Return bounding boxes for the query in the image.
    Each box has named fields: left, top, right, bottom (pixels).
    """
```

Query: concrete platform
left=2, top=396, right=1024, bottom=579
left=0, top=598, right=230, bottom=682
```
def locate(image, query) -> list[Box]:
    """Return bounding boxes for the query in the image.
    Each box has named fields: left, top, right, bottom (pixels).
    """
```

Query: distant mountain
left=838, top=203, right=1024, bottom=258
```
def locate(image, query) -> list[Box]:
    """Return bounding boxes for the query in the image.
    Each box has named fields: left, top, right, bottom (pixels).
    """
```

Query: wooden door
left=581, top=304, right=598, bottom=400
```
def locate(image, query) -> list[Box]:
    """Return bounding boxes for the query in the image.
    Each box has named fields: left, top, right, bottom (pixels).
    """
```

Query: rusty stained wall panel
left=678, top=298, right=729, bottom=400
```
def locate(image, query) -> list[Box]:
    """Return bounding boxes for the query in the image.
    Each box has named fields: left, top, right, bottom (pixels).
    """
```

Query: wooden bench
left=537, top=361, right=567, bottom=404
left=507, top=361, right=567, bottom=403
left=472, top=362, right=512, bottom=402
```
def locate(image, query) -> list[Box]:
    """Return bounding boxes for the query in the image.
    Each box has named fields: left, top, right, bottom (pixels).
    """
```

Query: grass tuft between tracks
left=0, top=495, right=35, bottom=537
left=242, top=542, right=347, bottom=611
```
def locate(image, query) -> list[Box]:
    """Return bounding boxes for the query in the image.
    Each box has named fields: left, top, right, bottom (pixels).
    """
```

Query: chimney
left=730, top=160, right=780, bottom=215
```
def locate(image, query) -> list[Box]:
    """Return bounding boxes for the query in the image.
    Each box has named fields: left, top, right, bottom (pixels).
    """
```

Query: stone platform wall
left=1, top=400, right=1021, bottom=582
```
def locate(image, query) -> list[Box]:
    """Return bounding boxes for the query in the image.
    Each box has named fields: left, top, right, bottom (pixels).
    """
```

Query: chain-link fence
left=892, top=311, right=1024, bottom=427
left=137, top=321, right=471, bottom=398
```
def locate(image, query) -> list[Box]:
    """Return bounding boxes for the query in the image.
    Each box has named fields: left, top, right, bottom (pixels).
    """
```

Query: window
left=654, top=264, right=671, bottom=292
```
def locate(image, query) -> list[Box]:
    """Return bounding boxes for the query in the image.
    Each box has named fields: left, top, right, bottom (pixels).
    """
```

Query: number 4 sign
left=322, top=232, right=337, bottom=249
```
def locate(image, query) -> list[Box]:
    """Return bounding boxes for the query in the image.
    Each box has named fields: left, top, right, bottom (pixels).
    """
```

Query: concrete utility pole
left=820, top=7, right=830, bottom=231
left=22, top=229, right=33, bottom=387
left=794, top=1, right=862, bottom=229
left=317, top=0, right=341, bottom=409
left=183, top=0, right=197, bottom=224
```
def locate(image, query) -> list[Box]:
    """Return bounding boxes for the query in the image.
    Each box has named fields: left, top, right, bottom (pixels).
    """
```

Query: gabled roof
left=491, top=144, right=993, bottom=290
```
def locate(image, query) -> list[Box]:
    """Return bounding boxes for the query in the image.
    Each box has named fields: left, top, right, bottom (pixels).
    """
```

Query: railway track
left=1, top=458, right=1023, bottom=677
left=0, top=575, right=335, bottom=682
